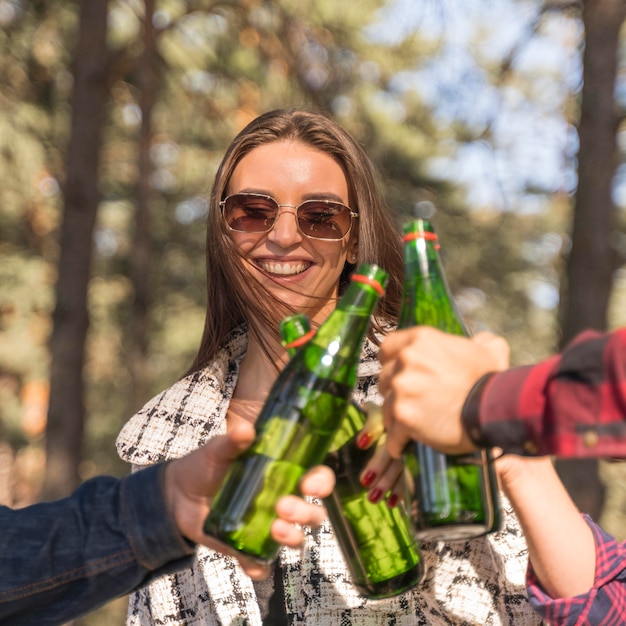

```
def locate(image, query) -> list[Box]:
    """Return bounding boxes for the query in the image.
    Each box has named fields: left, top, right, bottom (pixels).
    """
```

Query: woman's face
left=226, top=140, right=358, bottom=323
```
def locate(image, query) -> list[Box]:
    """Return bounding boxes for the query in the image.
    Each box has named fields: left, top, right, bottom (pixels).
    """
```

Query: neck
left=234, top=332, right=285, bottom=403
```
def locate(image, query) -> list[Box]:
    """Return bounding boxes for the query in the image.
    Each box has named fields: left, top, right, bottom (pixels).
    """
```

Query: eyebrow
left=234, top=189, right=348, bottom=204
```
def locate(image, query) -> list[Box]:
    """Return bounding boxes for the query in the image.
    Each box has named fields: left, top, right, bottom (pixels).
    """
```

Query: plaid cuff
left=461, top=372, right=496, bottom=448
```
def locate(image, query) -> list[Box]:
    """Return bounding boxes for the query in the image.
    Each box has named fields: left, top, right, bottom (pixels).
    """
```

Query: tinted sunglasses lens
left=223, top=195, right=277, bottom=232
left=297, top=201, right=352, bottom=240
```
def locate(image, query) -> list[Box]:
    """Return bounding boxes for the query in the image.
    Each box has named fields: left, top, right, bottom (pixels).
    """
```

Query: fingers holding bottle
left=378, top=327, right=509, bottom=456
left=272, top=464, right=335, bottom=547
left=355, top=402, right=407, bottom=507
left=166, top=423, right=335, bottom=579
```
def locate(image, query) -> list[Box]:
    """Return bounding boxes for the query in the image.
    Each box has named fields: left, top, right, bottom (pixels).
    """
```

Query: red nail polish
left=356, top=432, right=373, bottom=449
left=368, top=488, right=383, bottom=503
left=361, top=470, right=377, bottom=487
left=386, top=493, right=399, bottom=508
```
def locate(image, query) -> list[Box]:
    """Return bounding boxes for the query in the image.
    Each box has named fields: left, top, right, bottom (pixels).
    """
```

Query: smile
left=255, top=260, right=312, bottom=276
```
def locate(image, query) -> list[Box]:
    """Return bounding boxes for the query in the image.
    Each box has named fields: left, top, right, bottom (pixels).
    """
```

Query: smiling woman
left=116, top=109, right=542, bottom=626
left=225, top=140, right=357, bottom=324
left=193, top=108, right=405, bottom=371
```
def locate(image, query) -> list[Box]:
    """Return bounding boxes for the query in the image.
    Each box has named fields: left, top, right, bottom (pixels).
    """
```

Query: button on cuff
left=582, top=430, right=599, bottom=448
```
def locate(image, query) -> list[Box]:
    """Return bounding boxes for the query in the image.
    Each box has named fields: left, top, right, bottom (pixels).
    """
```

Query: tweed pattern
left=117, top=326, right=542, bottom=626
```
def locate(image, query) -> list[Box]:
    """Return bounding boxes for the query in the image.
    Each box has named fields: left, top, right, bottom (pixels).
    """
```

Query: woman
left=117, top=109, right=541, bottom=625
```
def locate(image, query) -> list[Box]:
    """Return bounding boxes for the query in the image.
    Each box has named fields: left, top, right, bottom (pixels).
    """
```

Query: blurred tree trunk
left=556, top=0, right=626, bottom=520
left=44, top=0, right=110, bottom=499
left=560, top=0, right=623, bottom=343
left=129, top=0, right=158, bottom=412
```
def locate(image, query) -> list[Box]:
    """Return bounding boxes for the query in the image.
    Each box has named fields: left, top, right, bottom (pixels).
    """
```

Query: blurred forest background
left=2, top=0, right=626, bottom=623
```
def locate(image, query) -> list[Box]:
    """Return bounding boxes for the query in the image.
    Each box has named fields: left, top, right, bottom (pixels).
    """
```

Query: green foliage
left=0, top=0, right=574, bottom=478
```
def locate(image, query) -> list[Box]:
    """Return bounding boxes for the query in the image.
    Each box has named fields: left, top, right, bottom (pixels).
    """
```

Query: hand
left=164, top=422, right=335, bottom=579
left=356, top=402, right=407, bottom=507
left=378, top=326, right=509, bottom=457
left=493, top=450, right=555, bottom=502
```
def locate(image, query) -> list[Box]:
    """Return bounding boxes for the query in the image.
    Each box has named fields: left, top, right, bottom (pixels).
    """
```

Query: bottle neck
left=314, top=279, right=380, bottom=349
left=398, top=225, right=466, bottom=336
left=281, top=313, right=315, bottom=357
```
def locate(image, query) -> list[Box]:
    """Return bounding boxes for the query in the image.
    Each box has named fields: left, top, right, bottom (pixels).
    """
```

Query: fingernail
left=386, top=493, right=399, bottom=508
left=361, top=470, right=377, bottom=487
left=368, top=488, right=383, bottom=503
left=356, top=432, right=373, bottom=449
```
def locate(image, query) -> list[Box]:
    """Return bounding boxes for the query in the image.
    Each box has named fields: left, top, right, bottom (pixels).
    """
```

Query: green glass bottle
left=204, top=264, right=388, bottom=563
left=281, top=314, right=424, bottom=599
left=398, top=219, right=501, bottom=541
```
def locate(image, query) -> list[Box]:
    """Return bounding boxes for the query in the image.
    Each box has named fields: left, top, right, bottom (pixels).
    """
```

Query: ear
left=347, top=239, right=358, bottom=264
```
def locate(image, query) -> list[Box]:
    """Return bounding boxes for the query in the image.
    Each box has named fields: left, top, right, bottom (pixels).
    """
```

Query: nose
left=267, top=206, right=303, bottom=246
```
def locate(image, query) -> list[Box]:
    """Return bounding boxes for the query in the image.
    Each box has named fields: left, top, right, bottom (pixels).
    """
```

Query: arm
left=527, top=516, right=626, bottom=626
left=379, top=326, right=626, bottom=458
left=467, top=328, right=626, bottom=457
left=0, top=423, right=333, bottom=625
left=498, top=454, right=626, bottom=626
left=496, top=455, right=596, bottom=599
left=0, top=463, right=190, bottom=625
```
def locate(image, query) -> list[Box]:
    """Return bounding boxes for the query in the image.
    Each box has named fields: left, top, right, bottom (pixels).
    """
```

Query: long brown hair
left=189, top=109, right=403, bottom=373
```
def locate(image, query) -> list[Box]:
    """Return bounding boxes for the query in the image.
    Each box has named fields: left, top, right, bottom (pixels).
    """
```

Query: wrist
left=164, top=460, right=197, bottom=548
left=461, top=372, right=496, bottom=448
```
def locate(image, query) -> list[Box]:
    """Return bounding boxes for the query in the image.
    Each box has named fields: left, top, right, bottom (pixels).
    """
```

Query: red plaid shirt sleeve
left=473, top=328, right=626, bottom=457
left=526, top=515, right=626, bottom=625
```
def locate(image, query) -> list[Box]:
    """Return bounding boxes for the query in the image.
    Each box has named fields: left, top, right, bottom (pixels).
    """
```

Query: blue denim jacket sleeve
left=0, top=462, right=195, bottom=626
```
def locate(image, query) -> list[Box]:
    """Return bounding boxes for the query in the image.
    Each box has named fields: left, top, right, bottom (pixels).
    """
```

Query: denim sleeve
left=0, top=463, right=195, bottom=626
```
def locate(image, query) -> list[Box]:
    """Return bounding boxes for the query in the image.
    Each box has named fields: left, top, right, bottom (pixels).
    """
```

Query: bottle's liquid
left=407, top=446, right=493, bottom=539
left=205, top=364, right=350, bottom=562
left=325, top=429, right=423, bottom=597
left=207, top=451, right=306, bottom=557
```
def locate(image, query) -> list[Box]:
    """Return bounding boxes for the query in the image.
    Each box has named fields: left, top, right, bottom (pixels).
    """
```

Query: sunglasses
left=220, top=193, right=358, bottom=241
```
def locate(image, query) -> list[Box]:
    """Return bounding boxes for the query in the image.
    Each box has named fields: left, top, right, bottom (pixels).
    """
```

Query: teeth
left=258, top=261, right=310, bottom=275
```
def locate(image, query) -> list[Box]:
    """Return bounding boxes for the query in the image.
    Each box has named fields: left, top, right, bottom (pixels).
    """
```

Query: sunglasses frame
left=220, top=193, right=359, bottom=241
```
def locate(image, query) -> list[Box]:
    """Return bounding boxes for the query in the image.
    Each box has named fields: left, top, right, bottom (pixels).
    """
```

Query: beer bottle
left=204, top=264, right=388, bottom=563
left=398, top=219, right=501, bottom=541
left=281, top=314, right=424, bottom=599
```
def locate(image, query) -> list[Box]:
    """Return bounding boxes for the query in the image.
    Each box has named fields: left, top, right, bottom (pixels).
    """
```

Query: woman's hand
left=356, top=402, right=408, bottom=507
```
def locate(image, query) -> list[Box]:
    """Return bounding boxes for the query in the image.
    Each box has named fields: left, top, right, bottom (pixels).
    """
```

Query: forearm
left=0, top=464, right=194, bottom=625
left=528, top=517, right=626, bottom=625
left=497, top=456, right=596, bottom=599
